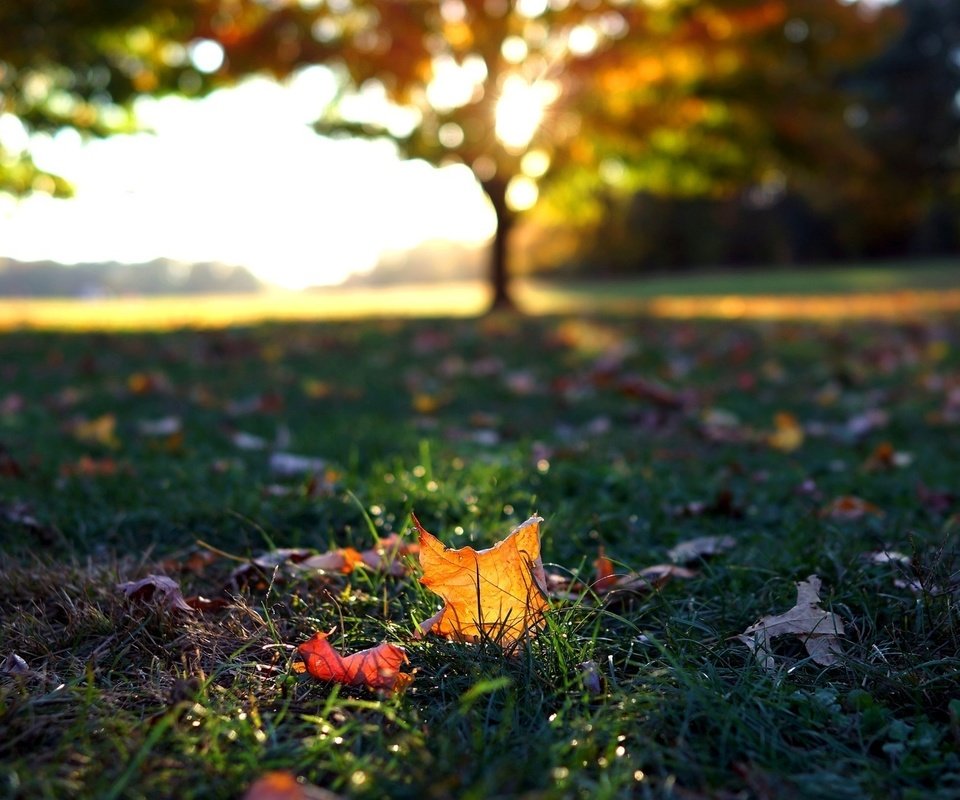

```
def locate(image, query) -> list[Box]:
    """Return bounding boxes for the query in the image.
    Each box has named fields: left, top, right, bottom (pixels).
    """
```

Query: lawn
left=2, top=303, right=959, bottom=798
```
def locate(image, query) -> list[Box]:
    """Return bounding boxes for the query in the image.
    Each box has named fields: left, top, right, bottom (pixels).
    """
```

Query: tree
left=191, top=0, right=899, bottom=308
left=2, top=1, right=899, bottom=309
left=849, top=0, right=960, bottom=254
left=0, top=1, right=210, bottom=197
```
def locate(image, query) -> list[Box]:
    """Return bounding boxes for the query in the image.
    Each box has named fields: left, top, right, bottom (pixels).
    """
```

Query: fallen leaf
left=593, top=546, right=618, bottom=593
left=416, top=514, right=549, bottom=648
left=295, top=548, right=364, bottom=574
left=579, top=660, right=603, bottom=695
left=605, top=564, right=698, bottom=595
left=297, top=630, right=411, bottom=693
left=2, top=652, right=30, bottom=676
left=184, top=595, right=233, bottom=612
left=737, top=575, right=844, bottom=670
left=68, top=413, right=119, bottom=448
left=0, top=445, right=25, bottom=479
left=668, top=535, right=736, bottom=564
left=231, top=547, right=316, bottom=588
left=860, top=549, right=911, bottom=565
left=137, top=416, right=182, bottom=437
left=862, top=441, right=912, bottom=470
left=127, top=371, right=172, bottom=395
left=819, top=496, right=884, bottom=520
left=767, top=412, right=804, bottom=452
left=59, top=456, right=127, bottom=478
left=269, top=452, right=328, bottom=477
left=243, top=770, right=343, bottom=800
left=358, top=533, right=420, bottom=576
left=229, top=430, right=270, bottom=451
left=617, top=375, right=691, bottom=409
left=117, top=575, right=194, bottom=613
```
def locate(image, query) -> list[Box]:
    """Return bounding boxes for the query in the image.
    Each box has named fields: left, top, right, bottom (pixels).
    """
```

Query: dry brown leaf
left=269, top=452, right=327, bottom=477
left=297, top=631, right=411, bottom=693
left=295, top=548, right=364, bottom=574
left=2, top=652, right=30, bottom=676
left=604, top=564, right=698, bottom=595
left=737, top=575, right=844, bottom=670
left=358, top=533, right=419, bottom=576
left=415, top=514, right=548, bottom=648
left=116, top=575, right=194, bottom=613
left=668, top=535, right=736, bottom=564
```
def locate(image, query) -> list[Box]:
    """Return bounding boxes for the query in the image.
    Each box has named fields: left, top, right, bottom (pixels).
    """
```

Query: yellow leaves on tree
left=297, top=630, right=412, bottom=693
left=415, top=514, right=549, bottom=649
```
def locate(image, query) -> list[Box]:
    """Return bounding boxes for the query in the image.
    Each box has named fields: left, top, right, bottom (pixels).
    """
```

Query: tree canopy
left=1, top=1, right=904, bottom=306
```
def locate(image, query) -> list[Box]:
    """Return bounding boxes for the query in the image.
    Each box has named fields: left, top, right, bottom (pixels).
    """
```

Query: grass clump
left=2, top=313, right=960, bottom=798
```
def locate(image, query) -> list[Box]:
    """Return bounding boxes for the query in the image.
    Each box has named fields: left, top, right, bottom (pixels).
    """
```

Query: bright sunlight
left=494, top=75, right=559, bottom=153
left=0, top=68, right=495, bottom=290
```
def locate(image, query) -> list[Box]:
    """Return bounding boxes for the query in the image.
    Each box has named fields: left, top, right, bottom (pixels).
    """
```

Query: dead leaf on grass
left=116, top=575, right=195, bottom=613
left=269, top=452, right=328, bottom=477
left=767, top=412, right=804, bottom=453
left=579, top=660, right=603, bottom=695
left=243, top=770, right=343, bottom=800
left=668, top=535, right=736, bottom=564
left=2, top=652, right=31, bottom=676
left=67, top=413, right=120, bottom=448
left=415, top=514, right=549, bottom=648
left=297, top=630, right=412, bottom=693
left=593, top=546, right=618, bottom=593
left=737, top=575, right=844, bottom=670
left=819, top=496, right=884, bottom=520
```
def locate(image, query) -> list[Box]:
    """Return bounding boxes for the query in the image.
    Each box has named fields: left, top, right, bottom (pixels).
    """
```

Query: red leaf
left=242, top=770, right=342, bottom=800
left=297, top=631, right=411, bottom=693
left=593, top=546, right=618, bottom=593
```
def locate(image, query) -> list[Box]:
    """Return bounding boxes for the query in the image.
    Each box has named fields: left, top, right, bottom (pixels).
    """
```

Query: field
left=3, top=262, right=960, bottom=330
left=2, top=274, right=960, bottom=799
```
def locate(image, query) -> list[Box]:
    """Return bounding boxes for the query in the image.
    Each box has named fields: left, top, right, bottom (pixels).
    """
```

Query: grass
left=1, top=260, right=958, bottom=330
left=2, top=303, right=960, bottom=799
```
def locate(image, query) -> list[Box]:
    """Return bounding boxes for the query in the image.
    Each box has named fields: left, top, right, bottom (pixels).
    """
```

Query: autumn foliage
left=415, top=514, right=549, bottom=648
left=297, top=631, right=412, bottom=693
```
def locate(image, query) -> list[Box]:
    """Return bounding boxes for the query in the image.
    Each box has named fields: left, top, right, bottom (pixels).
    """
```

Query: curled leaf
left=416, top=514, right=548, bottom=648
left=116, top=575, right=194, bottom=613
left=738, top=575, right=844, bottom=670
left=668, top=535, right=736, bottom=564
left=297, top=631, right=411, bottom=693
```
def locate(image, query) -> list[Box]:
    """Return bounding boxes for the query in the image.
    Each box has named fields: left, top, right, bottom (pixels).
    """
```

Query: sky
left=0, top=68, right=496, bottom=290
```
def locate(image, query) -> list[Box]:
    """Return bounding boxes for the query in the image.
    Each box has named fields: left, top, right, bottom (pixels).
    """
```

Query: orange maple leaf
left=415, top=514, right=549, bottom=648
left=297, top=631, right=411, bottom=693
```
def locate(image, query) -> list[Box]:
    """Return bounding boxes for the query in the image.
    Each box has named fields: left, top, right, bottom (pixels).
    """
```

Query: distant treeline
left=547, top=189, right=959, bottom=278
left=0, top=259, right=263, bottom=297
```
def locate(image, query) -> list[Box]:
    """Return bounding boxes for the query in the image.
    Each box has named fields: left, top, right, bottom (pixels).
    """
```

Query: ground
left=2, top=278, right=959, bottom=799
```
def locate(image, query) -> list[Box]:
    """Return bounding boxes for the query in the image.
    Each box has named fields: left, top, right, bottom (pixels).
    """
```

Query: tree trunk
left=482, top=178, right=517, bottom=312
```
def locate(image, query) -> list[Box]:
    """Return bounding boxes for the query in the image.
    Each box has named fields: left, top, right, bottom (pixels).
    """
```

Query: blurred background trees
left=1, top=1, right=955, bottom=305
